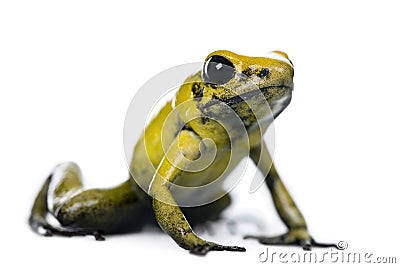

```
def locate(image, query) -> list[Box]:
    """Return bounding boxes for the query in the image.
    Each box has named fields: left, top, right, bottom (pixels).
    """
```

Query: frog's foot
left=189, top=241, right=246, bottom=256
left=35, top=224, right=106, bottom=241
left=244, top=228, right=338, bottom=251
left=29, top=214, right=106, bottom=241
left=28, top=172, right=106, bottom=241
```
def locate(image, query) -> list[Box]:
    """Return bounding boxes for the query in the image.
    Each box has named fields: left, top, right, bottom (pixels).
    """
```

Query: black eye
left=259, top=68, right=270, bottom=78
left=202, top=55, right=235, bottom=85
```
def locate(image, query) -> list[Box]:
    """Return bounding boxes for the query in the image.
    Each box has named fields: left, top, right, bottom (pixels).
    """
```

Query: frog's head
left=174, top=50, right=294, bottom=140
left=190, top=50, right=294, bottom=129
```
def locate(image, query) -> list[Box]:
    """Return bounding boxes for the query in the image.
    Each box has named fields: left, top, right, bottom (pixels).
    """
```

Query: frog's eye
left=203, top=55, right=235, bottom=85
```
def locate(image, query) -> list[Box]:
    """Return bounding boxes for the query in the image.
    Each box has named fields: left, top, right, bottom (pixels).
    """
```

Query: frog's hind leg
left=29, top=162, right=148, bottom=240
left=29, top=162, right=93, bottom=238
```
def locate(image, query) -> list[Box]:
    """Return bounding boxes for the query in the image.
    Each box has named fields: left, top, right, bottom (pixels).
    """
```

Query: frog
left=29, top=50, right=336, bottom=255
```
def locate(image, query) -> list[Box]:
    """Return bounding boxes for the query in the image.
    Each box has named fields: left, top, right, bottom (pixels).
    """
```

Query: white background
left=1, top=0, right=399, bottom=267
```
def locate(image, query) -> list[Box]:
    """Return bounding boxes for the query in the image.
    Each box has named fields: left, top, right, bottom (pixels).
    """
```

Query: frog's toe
left=244, top=230, right=337, bottom=251
left=189, top=242, right=246, bottom=256
left=42, top=226, right=54, bottom=237
left=93, top=231, right=106, bottom=241
left=309, top=238, right=339, bottom=249
left=29, top=216, right=53, bottom=237
left=218, top=245, right=246, bottom=252
left=30, top=214, right=107, bottom=240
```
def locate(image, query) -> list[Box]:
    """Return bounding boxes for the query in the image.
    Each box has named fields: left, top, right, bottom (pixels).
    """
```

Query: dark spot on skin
left=259, top=68, right=270, bottom=78
left=191, top=83, right=204, bottom=100
left=243, top=67, right=270, bottom=79
left=182, top=124, right=194, bottom=131
left=241, top=68, right=253, bottom=77
left=191, top=83, right=199, bottom=94
left=201, top=117, right=210, bottom=124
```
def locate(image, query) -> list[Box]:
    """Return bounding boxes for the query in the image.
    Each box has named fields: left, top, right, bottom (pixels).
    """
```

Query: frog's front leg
left=149, top=130, right=245, bottom=256
left=244, top=141, right=337, bottom=250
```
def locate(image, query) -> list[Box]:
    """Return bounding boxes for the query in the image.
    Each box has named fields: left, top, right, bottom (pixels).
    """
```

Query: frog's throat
left=269, top=90, right=292, bottom=119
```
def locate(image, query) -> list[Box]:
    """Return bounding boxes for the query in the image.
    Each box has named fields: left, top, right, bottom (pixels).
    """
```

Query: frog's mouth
left=201, top=84, right=293, bottom=110
left=219, top=84, right=293, bottom=107
left=200, top=84, right=293, bottom=125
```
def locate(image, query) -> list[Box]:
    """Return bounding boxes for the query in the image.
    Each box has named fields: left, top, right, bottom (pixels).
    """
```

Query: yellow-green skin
left=29, top=50, right=335, bottom=255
